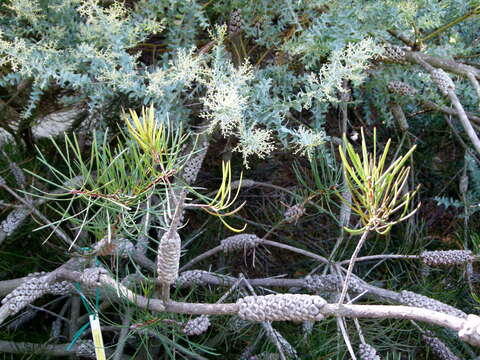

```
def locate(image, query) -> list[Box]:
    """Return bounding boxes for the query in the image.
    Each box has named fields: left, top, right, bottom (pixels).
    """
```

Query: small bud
left=182, top=157, right=200, bottom=184
left=157, top=231, right=181, bottom=284
left=175, top=270, right=210, bottom=287
left=381, top=45, right=409, bottom=63
left=359, top=343, right=381, bottom=360
left=221, top=234, right=262, bottom=253
left=423, top=334, right=460, bottom=360
left=304, top=274, right=364, bottom=294
left=183, top=315, right=210, bottom=336
left=399, top=290, right=466, bottom=318
left=182, top=152, right=206, bottom=184
left=284, top=204, right=305, bottom=224
left=421, top=250, right=473, bottom=267
left=228, top=10, right=242, bottom=35
left=430, top=69, right=455, bottom=96
left=387, top=81, right=417, bottom=97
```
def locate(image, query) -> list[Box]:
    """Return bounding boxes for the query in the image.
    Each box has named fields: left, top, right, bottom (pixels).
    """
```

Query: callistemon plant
left=337, top=128, right=420, bottom=303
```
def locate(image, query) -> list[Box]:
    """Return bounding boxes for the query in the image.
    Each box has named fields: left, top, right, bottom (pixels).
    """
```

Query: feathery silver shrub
left=175, top=270, right=211, bottom=287
left=381, top=45, right=408, bottom=63
left=157, top=231, right=181, bottom=284
left=387, top=81, right=417, bottom=97
left=431, top=69, right=455, bottom=96
left=221, top=234, right=262, bottom=253
left=421, top=250, right=473, bottom=266
left=304, top=274, right=364, bottom=293
left=423, top=334, right=460, bottom=360
left=1, top=275, right=50, bottom=315
left=399, top=290, right=467, bottom=318
left=183, top=315, right=211, bottom=336
left=237, top=294, right=326, bottom=322
left=76, top=340, right=96, bottom=358
left=284, top=204, right=306, bottom=224
left=1, top=208, right=29, bottom=236
left=359, top=343, right=381, bottom=360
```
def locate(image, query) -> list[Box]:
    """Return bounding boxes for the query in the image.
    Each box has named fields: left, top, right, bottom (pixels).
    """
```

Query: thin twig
left=113, top=307, right=132, bottom=360
left=447, top=88, right=480, bottom=155
left=28, top=305, right=69, bottom=323
left=337, top=317, right=357, bottom=360
left=337, top=254, right=419, bottom=265
left=338, top=231, right=369, bottom=304
left=0, top=183, right=77, bottom=249
left=467, top=72, right=480, bottom=104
